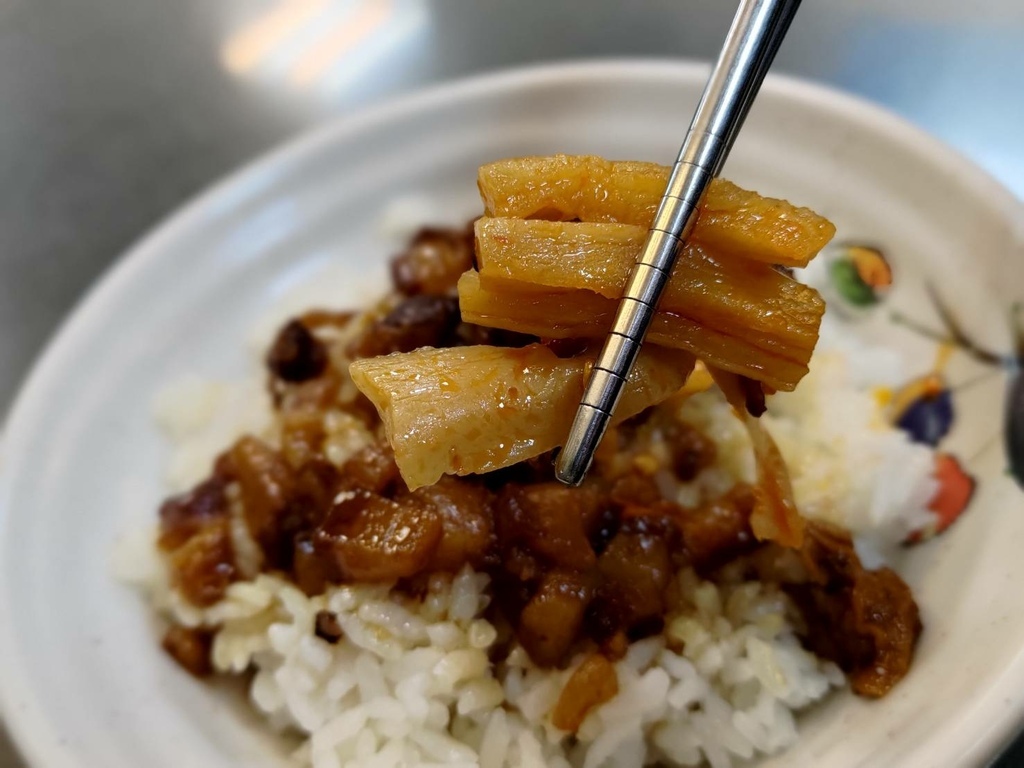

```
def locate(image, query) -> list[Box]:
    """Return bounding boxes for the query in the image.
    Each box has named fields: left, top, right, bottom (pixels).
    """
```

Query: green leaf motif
left=829, top=258, right=878, bottom=307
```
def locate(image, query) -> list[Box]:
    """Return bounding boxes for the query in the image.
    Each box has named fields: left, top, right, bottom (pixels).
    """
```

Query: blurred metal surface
left=0, top=0, right=1022, bottom=765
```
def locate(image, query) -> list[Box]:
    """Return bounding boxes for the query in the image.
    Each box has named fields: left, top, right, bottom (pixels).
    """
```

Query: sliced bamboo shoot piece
left=711, top=367, right=805, bottom=548
left=350, top=344, right=695, bottom=490
left=475, top=218, right=823, bottom=345
left=458, top=272, right=809, bottom=391
left=478, top=155, right=835, bottom=267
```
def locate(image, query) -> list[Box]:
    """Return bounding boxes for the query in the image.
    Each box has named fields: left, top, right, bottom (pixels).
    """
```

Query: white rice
left=133, top=557, right=842, bottom=768
left=123, top=318, right=939, bottom=767
left=152, top=375, right=275, bottom=493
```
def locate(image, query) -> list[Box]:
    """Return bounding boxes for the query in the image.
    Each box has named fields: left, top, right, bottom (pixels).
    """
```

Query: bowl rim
left=1, top=57, right=1022, bottom=768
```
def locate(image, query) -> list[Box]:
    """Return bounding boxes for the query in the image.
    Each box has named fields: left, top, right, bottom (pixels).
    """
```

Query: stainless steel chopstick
left=554, top=0, right=802, bottom=486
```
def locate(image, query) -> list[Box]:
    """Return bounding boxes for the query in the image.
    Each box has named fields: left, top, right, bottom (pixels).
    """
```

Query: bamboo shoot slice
left=478, top=155, right=835, bottom=267
left=458, top=272, right=810, bottom=391
left=475, top=219, right=823, bottom=342
left=710, top=367, right=805, bottom=548
left=350, top=344, right=695, bottom=490
left=474, top=218, right=824, bottom=371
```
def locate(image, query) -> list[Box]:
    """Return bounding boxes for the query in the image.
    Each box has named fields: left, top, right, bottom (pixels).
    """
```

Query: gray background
left=0, top=0, right=1022, bottom=765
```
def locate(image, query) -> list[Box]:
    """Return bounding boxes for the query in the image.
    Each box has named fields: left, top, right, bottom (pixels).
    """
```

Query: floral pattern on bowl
left=818, top=242, right=1024, bottom=544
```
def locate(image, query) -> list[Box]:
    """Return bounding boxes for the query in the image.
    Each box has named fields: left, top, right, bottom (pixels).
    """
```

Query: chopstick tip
left=554, top=403, right=609, bottom=486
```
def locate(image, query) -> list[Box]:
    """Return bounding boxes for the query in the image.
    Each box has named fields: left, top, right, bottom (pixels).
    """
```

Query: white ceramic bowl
left=1, top=60, right=1023, bottom=768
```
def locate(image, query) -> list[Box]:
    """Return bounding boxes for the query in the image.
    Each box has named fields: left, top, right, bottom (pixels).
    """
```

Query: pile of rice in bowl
left=117, top=177, right=947, bottom=767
